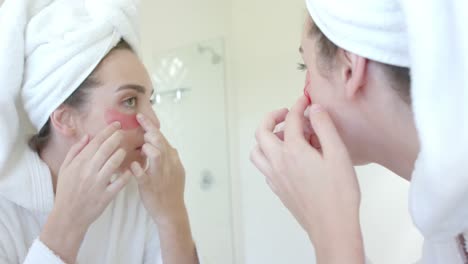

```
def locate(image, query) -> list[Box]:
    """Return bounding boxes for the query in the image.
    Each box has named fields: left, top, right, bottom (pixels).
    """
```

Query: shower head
left=197, top=44, right=222, bottom=65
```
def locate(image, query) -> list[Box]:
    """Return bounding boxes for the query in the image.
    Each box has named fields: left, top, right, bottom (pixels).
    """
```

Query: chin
left=354, top=160, right=371, bottom=166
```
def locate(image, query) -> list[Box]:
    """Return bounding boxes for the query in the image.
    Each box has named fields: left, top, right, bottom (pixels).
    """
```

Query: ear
left=50, top=106, right=78, bottom=138
left=339, top=50, right=368, bottom=99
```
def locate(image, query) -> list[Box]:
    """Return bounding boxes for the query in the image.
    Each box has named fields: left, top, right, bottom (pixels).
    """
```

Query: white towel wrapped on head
left=24, top=0, right=141, bottom=131
left=305, top=0, right=409, bottom=67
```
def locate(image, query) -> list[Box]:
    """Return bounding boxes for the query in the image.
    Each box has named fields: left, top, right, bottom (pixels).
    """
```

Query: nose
left=304, top=71, right=312, bottom=104
left=151, top=114, right=161, bottom=129
left=304, top=86, right=311, bottom=103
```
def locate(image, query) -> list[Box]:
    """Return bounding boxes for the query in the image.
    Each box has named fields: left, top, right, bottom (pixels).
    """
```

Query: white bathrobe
left=0, top=0, right=164, bottom=263
left=402, top=0, right=468, bottom=263
left=0, top=151, right=163, bottom=264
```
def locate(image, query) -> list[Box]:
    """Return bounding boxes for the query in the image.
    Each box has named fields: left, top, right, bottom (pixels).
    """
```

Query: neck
left=365, top=101, right=420, bottom=181
left=39, top=141, right=68, bottom=193
left=374, top=132, right=419, bottom=181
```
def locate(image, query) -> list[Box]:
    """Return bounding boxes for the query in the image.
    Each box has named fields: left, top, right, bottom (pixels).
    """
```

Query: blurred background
left=138, top=0, right=424, bottom=263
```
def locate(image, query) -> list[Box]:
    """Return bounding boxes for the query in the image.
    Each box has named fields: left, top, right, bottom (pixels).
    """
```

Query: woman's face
left=74, top=48, right=159, bottom=171
left=299, top=17, right=372, bottom=165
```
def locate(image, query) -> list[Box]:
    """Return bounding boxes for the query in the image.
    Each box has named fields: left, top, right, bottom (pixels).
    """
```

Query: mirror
left=139, top=0, right=423, bottom=263
left=150, top=38, right=234, bottom=264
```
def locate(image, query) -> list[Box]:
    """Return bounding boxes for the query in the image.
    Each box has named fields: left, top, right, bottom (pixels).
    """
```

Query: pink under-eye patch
left=104, top=109, right=140, bottom=130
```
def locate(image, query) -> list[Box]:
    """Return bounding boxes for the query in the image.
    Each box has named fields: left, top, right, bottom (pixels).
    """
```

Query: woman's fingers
left=90, top=130, right=123, bottom=174
left=144, top=130, right=168, bottom=152
left=103, top=170, right=132, bottom=203
left=274, top=131, right=285, bottom=141
left=62, top=135, right=89, bottom=166
left=139, top=114, right=173, bottom=159
left=141, top=143, right=163, bottom=176
left=137, top=113, right=159, bottom=133
left=265, top=178, right=278, bottom=194
left=97, top=148, right=127, bottom=186
left=255, top=109, right=288, bottom=162
left=142, top=143, right=162, bottom=162
left=250, top=144, right=274, bottom=177
left=251, top=144, right=279, bottom=194
left=77, top=122, right=121, bottom=160
left=257, top=109, right=289, bottom=140
left=284, top=96, right=310, bottom=144
left=307, top=104, right=346, bottom=157
left=130, top=161, right=149, bottom=186
left=53, top=123, right=137, bottom=234
left=309, top=133, right=322, bottom=150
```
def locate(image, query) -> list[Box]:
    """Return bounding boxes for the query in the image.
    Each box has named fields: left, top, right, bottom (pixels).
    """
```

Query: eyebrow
left=116, top=84, right=154, bottom=95
left=299, top=46, right=303, bottom=54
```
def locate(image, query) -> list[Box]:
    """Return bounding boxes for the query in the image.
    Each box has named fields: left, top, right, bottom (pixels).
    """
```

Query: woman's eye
left=297, top=63, right=307, bottom=71
left=124, top=97, right=137, bottom=108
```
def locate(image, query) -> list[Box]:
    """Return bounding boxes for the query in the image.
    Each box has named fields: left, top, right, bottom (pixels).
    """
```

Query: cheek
left=104, top=109, right=140, bottom=130
left=307, top=69, right=335, bottom=106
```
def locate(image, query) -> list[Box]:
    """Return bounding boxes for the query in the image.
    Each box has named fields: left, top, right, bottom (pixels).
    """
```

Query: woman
left=0, top=1, right=198, bottom=263
left=251, top=0, right=468, bottom=263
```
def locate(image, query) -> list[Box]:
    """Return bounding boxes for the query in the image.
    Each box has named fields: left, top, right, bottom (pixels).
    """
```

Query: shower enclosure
left=150, top=38, right=234, bottom=264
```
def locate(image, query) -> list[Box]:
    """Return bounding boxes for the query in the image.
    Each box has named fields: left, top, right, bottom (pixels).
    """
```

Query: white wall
left=358, top=165, right=423, bottom=264
left=229, top=0, right=318, bottom=263
left=139, top=0, right=230, bottom=56
left=229, top=1, right=424, bottom=264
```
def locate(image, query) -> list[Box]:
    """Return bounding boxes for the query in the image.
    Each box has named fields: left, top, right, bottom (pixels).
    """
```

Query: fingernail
left=309, top=104, right=323, bottom=113
left=131, top=161, right=139, bottom=171
left=136, top=113, right=144, bottom=121
left=113, top=122, right=121, bottom=128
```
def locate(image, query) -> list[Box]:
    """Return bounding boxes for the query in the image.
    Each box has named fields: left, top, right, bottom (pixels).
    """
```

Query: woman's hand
left=41, top=122, right=132, bottom=263
left=131, top=113, right=198, bottom=264
left=130, top=113, right=186, bottom=224
left=250, top=96, right=365, bottom=264
left=272, top=106, right=321, bottom=150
